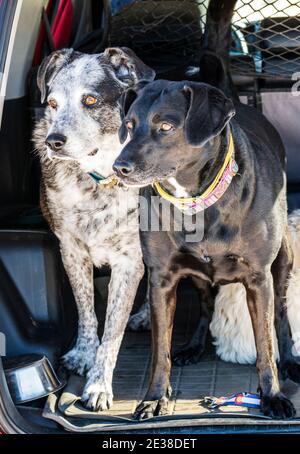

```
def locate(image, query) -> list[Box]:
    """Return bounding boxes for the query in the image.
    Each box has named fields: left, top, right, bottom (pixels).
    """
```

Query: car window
left=0, top=0, right=17, bottom=87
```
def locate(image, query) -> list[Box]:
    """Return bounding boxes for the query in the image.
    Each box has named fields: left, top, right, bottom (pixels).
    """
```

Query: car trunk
left=3, top=277, right=300, bottom=434
left=1, top=0, right=300, bottom=434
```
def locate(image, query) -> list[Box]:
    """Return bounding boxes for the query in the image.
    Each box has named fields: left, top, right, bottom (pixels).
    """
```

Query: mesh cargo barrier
left=108, top=1, right=206, bottom=72
left=107, top=0, right=300, bottom=79
left=231, top=0, right=300, bottom=78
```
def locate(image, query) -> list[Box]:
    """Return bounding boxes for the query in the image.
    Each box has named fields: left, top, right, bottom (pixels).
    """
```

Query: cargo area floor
left=40, top=277, right=300, bottom=432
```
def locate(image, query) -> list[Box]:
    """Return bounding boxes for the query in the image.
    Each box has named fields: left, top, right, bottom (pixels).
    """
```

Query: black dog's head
left=113, top=80, right=235, bottom=187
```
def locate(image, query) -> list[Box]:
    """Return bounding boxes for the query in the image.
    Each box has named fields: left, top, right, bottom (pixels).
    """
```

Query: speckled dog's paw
left=81, top=374, right=113, bottom=411
left=61, top=339, right=99, bottom=376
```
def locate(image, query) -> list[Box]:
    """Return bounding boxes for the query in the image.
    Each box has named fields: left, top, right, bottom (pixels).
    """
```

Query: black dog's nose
left=113, top=160, right=134, bottom=177
left=45, top=133, right=67, bottom=151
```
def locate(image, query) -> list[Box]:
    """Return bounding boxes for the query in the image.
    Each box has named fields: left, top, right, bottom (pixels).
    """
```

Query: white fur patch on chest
left=47, top=172, right=141, bottom=267
left=167, top=177, right=190, bottom=198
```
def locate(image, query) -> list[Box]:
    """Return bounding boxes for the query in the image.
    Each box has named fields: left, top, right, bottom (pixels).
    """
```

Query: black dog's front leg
left=134, top=269, right=179, bottom=420
left=245, top=270, right=295, bottom=419
left=173, top=277, right=214, bottom=366
left=272, top=236, right=300, bottom=383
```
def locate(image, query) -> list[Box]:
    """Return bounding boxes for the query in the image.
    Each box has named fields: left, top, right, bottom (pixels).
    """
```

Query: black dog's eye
left=159, top=122, right=175, bottom=132
left=82, top=95, right=98, bottom=107
left=126, top=120, right=134, bottom=130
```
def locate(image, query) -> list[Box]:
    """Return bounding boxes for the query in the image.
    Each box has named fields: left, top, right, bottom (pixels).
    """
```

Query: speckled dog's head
left=36, top=47, right=155, bottom=175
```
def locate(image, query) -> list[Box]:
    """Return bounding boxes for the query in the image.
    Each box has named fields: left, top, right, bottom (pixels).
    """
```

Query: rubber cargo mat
left=43, top=278, right=300, bottom=431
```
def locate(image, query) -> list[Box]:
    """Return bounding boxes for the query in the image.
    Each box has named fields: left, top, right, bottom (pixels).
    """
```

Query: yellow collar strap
left=153, top=131, right=238, bottom=214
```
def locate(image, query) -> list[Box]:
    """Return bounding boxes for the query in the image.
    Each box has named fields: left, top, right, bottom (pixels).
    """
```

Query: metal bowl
left=3, top=354, right=65, bottom=404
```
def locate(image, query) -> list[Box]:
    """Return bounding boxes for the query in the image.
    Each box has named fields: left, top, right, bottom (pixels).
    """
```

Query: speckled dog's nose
left=45, top=133, right=67, bottom=151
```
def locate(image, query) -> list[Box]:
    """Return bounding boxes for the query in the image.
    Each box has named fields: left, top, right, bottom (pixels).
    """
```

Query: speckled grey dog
left=33, top=47, right=155, bottom=411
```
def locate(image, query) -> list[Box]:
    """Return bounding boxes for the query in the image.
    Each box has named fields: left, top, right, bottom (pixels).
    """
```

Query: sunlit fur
left=211, top=210, right=300, bottom=363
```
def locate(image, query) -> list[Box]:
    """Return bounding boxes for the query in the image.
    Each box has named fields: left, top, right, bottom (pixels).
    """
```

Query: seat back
left=260, top=90, right=300, bottom=210
left=107, top=0, right=205, bottom=75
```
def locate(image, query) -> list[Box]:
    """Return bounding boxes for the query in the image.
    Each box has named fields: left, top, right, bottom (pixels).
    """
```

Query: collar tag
left=88, top=171, right=120, bottom=188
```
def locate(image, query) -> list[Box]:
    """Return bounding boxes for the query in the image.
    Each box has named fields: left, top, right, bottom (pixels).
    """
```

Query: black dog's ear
left=118, top=81, right=148, bottom=119
left=118, top=87, right=139, bottom=144
left=118, top=122, right=128, bottom=144
left=183, top=83, right=235, bottom=147
left=104, top=47, right=155, bottom=85
left=37, top=48, right=75, bottom=103
left=119, top=88, right=139, bottom=119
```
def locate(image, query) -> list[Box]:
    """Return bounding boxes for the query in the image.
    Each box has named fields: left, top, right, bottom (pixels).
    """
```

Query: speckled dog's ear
left=37, top=48, right=75, bottom=103
left=104, top=47, right=155, bottom=85
left=183, top=82, right=235, bottom=147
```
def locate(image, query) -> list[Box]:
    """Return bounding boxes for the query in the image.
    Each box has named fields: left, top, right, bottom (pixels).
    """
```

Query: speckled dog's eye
left=48, top=99, right=57, bottom=109
left=126, top=120, right=134, bottom=130
left=160, top=122, right=174, bottom=132
left=83, top=95, right=98, bottom=106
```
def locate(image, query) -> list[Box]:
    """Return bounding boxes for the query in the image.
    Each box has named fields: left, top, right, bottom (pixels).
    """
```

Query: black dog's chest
left=173, top=228, right=249, bottom=284
left=182, top=249, right=248, bottom=284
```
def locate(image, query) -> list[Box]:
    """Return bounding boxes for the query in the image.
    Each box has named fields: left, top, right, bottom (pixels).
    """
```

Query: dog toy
left=200, top=392, right=261, bottom=409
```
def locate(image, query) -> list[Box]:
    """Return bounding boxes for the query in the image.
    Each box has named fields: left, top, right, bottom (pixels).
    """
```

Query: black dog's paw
left=172, top=345, right=204, bottom=366
left=280, top=361, right=300, bottom=384
left=133, top=396, right=170, bottom=421
left=261, top=393, right=296, bottom=419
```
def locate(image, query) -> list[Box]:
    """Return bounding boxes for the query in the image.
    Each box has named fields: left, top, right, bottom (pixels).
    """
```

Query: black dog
left=113, top=77, right=300, bottom=420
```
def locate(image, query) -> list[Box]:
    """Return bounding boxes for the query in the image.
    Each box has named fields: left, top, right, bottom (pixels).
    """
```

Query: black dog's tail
left=200, top=0, right=238, bottom=97
left=203, top=0, right=237, bottom=69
